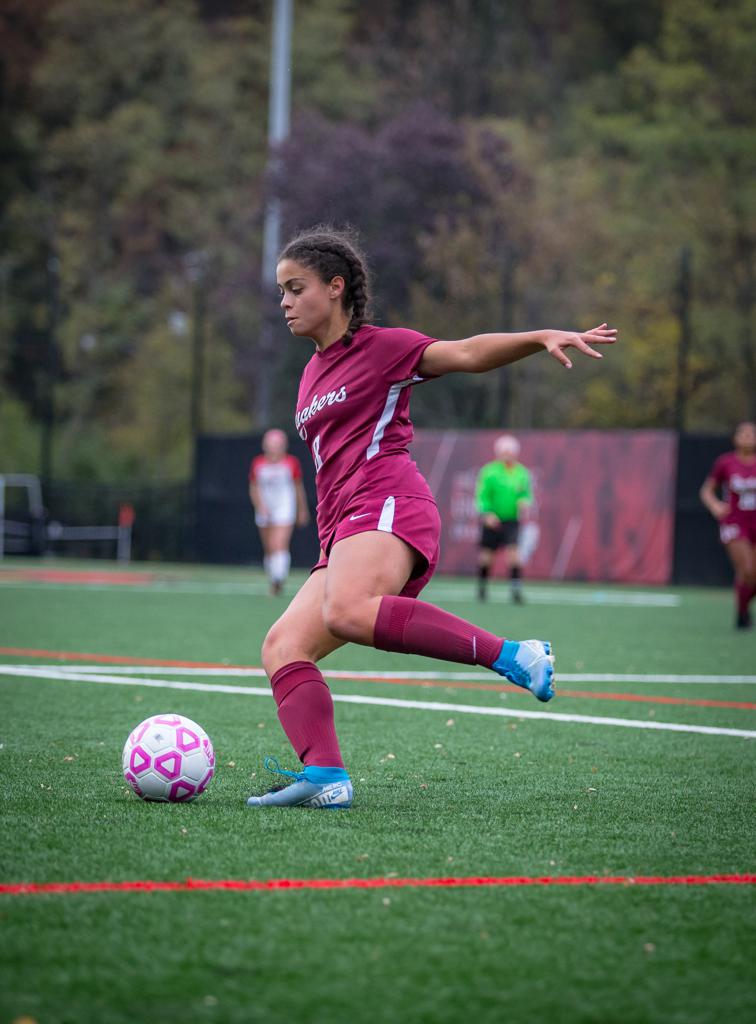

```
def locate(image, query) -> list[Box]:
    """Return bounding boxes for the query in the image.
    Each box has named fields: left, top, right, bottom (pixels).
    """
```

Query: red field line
left=0, top=568, right=157, bottom=585
left=549, top=688, right=756, bottom=711
left=354, top=676, right=756, bottom=711
left=2, top=646, right=756, bottom=710
left=2, top=874, right=755, bottom=897
left=0, top=646, right=229, bottom=669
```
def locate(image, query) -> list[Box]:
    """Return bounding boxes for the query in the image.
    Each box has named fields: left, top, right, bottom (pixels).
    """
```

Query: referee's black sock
left=478, top=564, right=489, bottom=599
left=510, top=565, right=522, bottom=599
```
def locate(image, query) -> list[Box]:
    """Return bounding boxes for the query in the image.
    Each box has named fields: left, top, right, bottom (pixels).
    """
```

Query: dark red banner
left=411, top=430, right=677, bottom=584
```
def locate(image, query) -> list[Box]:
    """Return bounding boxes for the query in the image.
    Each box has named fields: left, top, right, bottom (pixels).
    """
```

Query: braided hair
left=278, top=226, right=371, bottom=345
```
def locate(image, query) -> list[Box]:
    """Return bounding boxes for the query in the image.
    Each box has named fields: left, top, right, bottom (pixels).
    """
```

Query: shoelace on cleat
left=263, top=755, right=305, bottom=782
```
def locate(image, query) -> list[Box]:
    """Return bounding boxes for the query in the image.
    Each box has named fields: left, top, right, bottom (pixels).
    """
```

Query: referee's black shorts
left=480, top=518, right=520, bottom=551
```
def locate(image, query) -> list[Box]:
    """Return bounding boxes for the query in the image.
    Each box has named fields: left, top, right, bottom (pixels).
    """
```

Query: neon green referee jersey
left=475, top=461, right=533, bottom=522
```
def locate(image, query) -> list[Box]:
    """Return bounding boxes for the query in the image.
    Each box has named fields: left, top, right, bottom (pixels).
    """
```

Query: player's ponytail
left=278, top=226, right=371, bottom=345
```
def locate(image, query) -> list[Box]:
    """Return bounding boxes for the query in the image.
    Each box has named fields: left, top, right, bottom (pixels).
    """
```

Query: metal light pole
left=255, top=0, right=293, bottom=428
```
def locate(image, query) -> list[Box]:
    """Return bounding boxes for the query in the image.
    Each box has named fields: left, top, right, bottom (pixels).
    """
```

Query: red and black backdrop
left=193, top=430, right=731, bottom=585
left=411, top=429, right=677, bottom=584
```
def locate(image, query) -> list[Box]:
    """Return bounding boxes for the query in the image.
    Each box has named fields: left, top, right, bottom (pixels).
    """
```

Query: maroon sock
left=270, top=661, right=344, bottom=768
left=373, top=596, right=504, bottom=668
left=736, top=581, right=751, bottom=617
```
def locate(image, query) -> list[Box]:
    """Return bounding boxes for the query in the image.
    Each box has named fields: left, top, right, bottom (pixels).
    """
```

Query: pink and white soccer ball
left=122, top=713, right=215, bottom=802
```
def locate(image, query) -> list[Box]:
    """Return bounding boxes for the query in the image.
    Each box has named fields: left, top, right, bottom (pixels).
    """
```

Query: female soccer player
left=699, top=420, right=756, bottom=629
left=249, top=428, right=309, bottom=595
left=247, top=227, right=616, bottom=809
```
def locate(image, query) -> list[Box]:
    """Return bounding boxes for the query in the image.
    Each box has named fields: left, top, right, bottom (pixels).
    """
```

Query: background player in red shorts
left=249, top=428, right=309, bottom=596
left=247, top=226, right=617, bottom=809
left=699, top=420, right=756, bottom=629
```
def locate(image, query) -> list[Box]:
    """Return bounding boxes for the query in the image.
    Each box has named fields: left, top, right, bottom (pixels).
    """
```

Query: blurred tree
left=567, top=0, right=756, bottom=426
left=1, top=0, right=752, bottom=488
left=2, top=0, right=266, bottom=479
left=353, top=0, right=663, bottom=121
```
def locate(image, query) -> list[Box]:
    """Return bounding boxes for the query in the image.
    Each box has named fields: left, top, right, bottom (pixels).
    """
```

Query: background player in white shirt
left=248, top=428, right=309, bottom=595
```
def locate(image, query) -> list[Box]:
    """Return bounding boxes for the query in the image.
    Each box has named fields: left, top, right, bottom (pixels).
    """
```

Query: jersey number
left=312, top=434, right=323, bottom=474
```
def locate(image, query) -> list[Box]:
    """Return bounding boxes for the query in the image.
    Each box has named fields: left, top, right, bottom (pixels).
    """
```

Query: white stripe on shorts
left=377, top=496, right=396, bottom=533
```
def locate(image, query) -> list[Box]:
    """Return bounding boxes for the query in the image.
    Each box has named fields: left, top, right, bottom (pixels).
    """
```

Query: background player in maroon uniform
left=699, top=421, right=756, bottom=629
left=249, top=429, right=309, bottom=595
left=247, top=227, right=617, bottom=809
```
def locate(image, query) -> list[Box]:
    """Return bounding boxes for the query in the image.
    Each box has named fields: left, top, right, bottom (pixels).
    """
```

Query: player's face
left=734, top=422, right=756, bottom=454
left=263, top=430, right=287, bottom=459
left=495, top=443, right=519, bottom=463
left=276, top=259, right=344, bottom=342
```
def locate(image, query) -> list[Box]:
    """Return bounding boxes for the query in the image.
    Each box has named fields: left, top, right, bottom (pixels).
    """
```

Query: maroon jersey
left=711, top=452, right=756, bottom=519
left=295, top=325, right=437, bottom=551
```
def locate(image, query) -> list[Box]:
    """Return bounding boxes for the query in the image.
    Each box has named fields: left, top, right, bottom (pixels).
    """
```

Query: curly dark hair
left=278, top=226, right=371, bottom=344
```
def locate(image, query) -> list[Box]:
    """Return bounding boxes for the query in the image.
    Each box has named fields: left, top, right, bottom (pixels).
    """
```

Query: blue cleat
left=246, top=757, right=353, bottom=809
left=492, top=639, right=555, bottom=702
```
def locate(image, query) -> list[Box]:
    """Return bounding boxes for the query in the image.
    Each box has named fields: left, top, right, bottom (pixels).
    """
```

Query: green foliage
left=1, top=0, right=754, bottom=479
left=572, top=0, right=756, bottom=425
left=0, top=394, right=40, bottom=473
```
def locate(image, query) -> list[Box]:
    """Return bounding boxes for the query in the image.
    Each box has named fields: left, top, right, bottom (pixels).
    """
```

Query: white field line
left=1, top=665, right=755, bottom=740
left=0, top=578, right=682, bottom=607
left=427, top=585, right=681, bottom=607
left=7, top=664, right=755, bottom=685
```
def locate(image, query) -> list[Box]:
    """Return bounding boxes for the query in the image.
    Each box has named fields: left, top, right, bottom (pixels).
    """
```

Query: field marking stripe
left=2, top=874, right=754, bottom=897
left=0, top=646, right=234, bottom=668
left=2, top=666, right=755, bottom=739
left=0, top=578, right=682, bottom=605
left=1, top=649, right=754, bottom=684
left=4, top=663, right=756, bottom=710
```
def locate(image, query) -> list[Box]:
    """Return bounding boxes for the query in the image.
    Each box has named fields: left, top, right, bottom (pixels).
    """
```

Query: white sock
left=269, top=550, right=290, bottom=583
left=263, top=555, right=272, bottom=581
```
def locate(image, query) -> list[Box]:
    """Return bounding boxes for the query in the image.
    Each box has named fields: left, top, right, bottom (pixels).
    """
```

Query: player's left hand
left=542, top=324, right=617, bottom=369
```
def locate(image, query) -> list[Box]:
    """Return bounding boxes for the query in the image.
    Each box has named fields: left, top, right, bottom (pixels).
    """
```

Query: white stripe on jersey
left=377, top=496, right=396, bottom=533
left=366, top=376, right=424, bottom=460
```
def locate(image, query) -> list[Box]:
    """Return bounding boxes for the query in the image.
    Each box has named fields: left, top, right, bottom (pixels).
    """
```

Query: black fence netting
left=3, top=431, right=738, bottom=585
left=672, top=434, right=732, bottom=586
left=194, top=433, right=320, bottom=567
left=41, top=481, right=193, bottom=562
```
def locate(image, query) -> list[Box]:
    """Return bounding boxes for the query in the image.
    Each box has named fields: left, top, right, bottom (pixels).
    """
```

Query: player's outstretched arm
left=418, top=324, right=617, bottom=376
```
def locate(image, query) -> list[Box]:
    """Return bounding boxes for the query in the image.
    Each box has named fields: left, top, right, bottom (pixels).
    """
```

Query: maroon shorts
left=312, top=493, right=441, bottom=598
left=719, top=515, right=756, bottom=546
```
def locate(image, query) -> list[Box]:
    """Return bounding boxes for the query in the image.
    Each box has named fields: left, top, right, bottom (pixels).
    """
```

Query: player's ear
left=329, top=275, right=346, bottom=300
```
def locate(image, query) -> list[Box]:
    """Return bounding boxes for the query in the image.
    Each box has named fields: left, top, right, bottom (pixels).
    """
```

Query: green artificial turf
left=0, top=560, right=755, bottom=1023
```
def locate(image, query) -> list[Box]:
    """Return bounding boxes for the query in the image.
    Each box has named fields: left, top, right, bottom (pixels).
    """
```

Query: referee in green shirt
left=475, top=435, right=533, bottom=602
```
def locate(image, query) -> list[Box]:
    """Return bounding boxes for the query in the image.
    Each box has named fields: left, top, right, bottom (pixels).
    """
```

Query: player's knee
left=261, top=620, right=294, bottom=678
left=322, top=593, right=371, bottom=644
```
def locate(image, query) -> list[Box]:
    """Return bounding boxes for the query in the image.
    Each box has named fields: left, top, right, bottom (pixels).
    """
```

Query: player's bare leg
left=324, top=532, right=554, bottom=700
left=249, top=568, right=352, bottom=807
left=725, top=537, right=756, bottom=629
left=260, top=523, right=294, bottom=595
left=250, top=543, right=422, bottom=809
